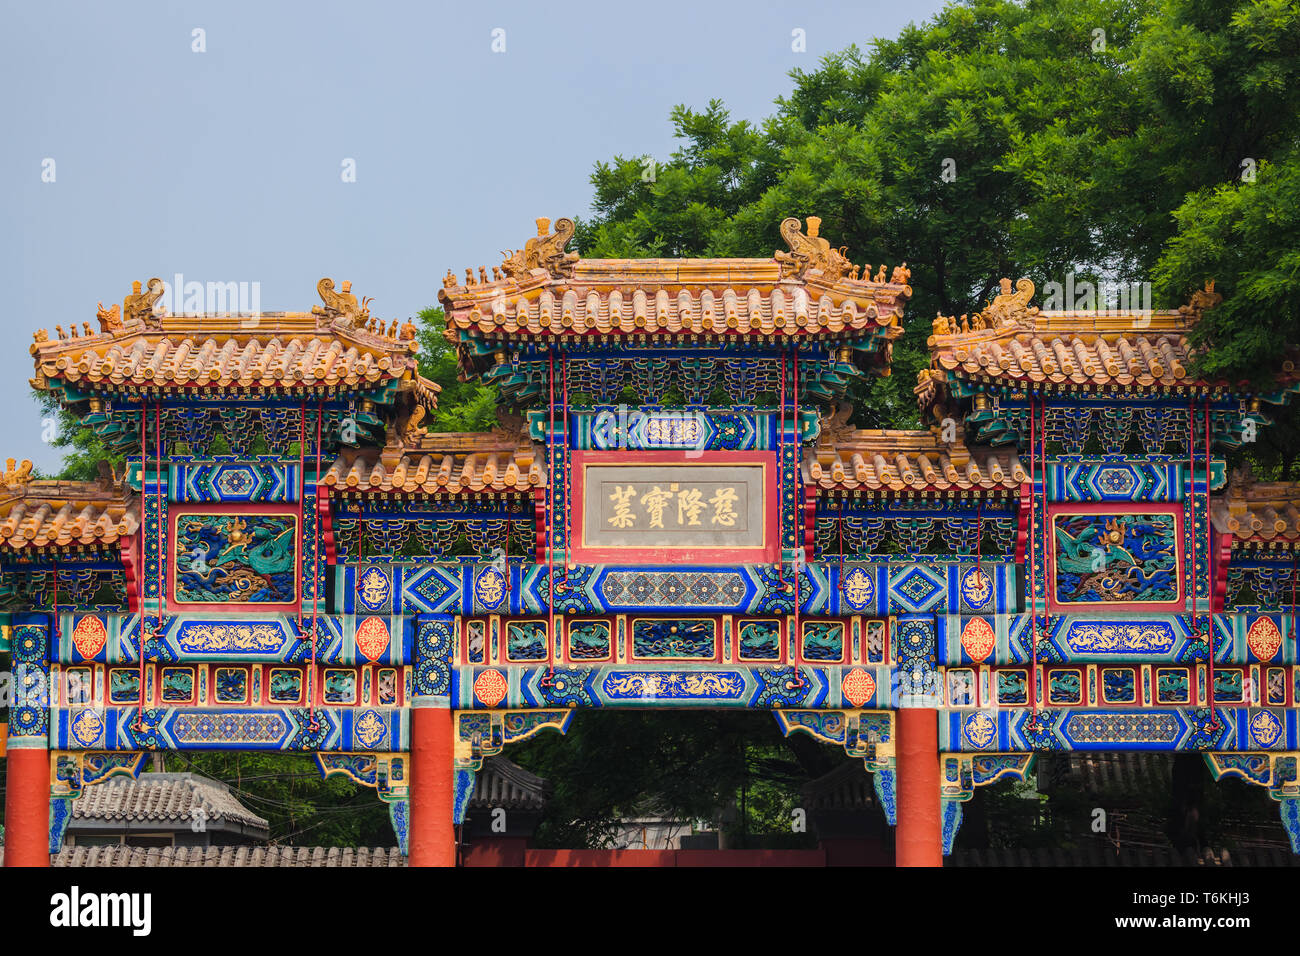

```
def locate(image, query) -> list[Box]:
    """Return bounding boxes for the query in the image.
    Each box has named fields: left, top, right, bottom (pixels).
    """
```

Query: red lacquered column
left=409, top=707, right=455, bottom=867
left=4, top=747, right=50, bottom=867
left=895, top=707, right=941, bottom=867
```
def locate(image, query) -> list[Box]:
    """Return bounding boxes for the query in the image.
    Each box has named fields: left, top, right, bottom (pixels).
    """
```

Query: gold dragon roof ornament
left=774, top=216, right=855, bottom=281
left=499, top=217, right=579, bottom=282
left=931, top=277, right=1038, bottom=337
left=122, top=278, right=167, bottom=330
left=1, top=458, right=33, bottom=490
left=1179, top=279, right=1223, bottom=319
left=312, top=278, right=372, bottom=329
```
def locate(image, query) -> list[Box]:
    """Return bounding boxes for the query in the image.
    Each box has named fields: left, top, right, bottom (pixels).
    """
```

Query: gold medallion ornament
left=72, top=614, right=108, bottom=660
left=842, top=566, right=874, bottom=610
left=71, top=708, right=105, bottom=747
left=475, top=566, right=506, bottom=611
left=963, top=711, right=997, bottom=749
left=960, top=616, right=997, bottom=663
left=355, top=616, right=391, bottom=662
left=474, top=669, right=509, bottom=707
left=841, top=667, right=877, bottom=707
left=1247, top=616, right=1283, bottom=663
left=354, top=709, right=387, bottom=749
left=357, top=567, right=391, bottom=611
left=961, top=566, right=992, bottom=610
left=1249, top=710, right=1282, bottom=749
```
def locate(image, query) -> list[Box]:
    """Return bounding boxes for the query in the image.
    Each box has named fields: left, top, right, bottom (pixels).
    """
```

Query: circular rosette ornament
left=841, top=667, right=877, bottom=707
left=473, top=669, right=509, bottom=707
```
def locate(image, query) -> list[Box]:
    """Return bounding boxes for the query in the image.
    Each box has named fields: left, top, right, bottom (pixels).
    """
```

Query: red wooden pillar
left=4, top=747, right=50, bottom=867
left=409, top=707, right=455, bottom=867
left=895, top=708, right=941, bottom=867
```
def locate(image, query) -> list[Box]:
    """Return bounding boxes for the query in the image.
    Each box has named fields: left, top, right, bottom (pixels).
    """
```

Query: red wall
left=464, top=845, right=828, bottom=867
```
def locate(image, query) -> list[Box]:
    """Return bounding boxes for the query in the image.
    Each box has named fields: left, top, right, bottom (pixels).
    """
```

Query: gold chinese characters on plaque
left=570, top=452, right=777, bottom=564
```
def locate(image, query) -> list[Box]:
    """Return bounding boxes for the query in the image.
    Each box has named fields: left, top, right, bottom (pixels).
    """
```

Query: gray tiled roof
left=1037, top=752, right=1172, bottom=799
left=948, top=845, right=1300, bottom=867
left=800, top=760, right=877, bottom=810
left=50, top=845, right=405, bottom=867
left=71, top=773, right=269, bottom=833
left=469, top=756, right=547, bottom=810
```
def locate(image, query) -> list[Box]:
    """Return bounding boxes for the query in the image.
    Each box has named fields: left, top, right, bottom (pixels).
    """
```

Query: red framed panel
left=794, top=617, right=850, bottom=666
left=563, top=617, right=616, bottom=664
left=266, top=666, right=306, bottom=706
left=461, top=617, right=491, bottom=665
left=734, top=617, right=786, bottom=663
left=570, top=450, right=778, bottom=564
left=169, top=502, right=301, bottom=614
left=628, top=615, right=722, bottom=663
left=1098, top=665, right=1140, bottom=707
left=945, top=667, right=977, bottom=708
left=1045, top=502, right=1184, bottom=614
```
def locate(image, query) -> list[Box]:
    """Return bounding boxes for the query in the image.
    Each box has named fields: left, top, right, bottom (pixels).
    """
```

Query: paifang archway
left=4, top=218, right=1298, bottom=867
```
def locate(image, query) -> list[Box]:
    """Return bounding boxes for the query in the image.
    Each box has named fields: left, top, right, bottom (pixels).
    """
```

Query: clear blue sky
left=1, top=0, right=945, bottom=471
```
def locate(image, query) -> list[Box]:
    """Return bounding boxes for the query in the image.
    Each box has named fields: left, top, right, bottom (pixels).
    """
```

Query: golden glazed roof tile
left=804, top=426, right=1026, bottom=493
left=31, top=279, right=440, bottom=404
left=0, top=467, right=138, bottom=550
left=322, top=430, right=545, bottom=495
left=924, top=278, right=1225, bottom=392
left=1210, top=468, right=1300, bottom=543
left=438, top=217, right=912, bottom=340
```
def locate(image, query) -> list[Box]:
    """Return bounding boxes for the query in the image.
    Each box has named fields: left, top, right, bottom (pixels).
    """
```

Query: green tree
left=180, top=752, right=394, bottom=847
left=413, top=307, right=498, bottom=433
left=1156, top=152, right=1300, bottom=476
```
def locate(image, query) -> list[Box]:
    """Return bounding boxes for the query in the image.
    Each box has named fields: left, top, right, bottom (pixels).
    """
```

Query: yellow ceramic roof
left=925, top=278, right=1224, bottom=392
left=323, top=430, right=544, bottom=495
left=31, top=278, right=439, bottom=402
left=805, top=427, right=1025, bottom=493
left=0, top=465, right=138, bottom=550
left=438, top=217, right=912, bottom=340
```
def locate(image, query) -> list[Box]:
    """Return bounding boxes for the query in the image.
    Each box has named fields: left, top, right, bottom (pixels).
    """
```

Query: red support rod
left=559, top=349, right=570, bottom=589
left=155, top=399, right=164, bottom=632
left=309, top=399, right=323, bottom=730
left=791, top=347, right=803, bottom=689
left=776, top=352, right=787, bottom=588
left=136, top=402, right=147, bottom=730
left=1038, top=393, right=1049, bottom=661
left=1204, top=399, right=1218, bottom=728
left=297, top=400, right=307, bottom=631
left=1027, top=395, right=1038, bottom=717
left=545, top=351, right=556, bottom=684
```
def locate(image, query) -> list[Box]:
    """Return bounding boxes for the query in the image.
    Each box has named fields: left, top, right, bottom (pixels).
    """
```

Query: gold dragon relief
left=1063, top=622, right=1176, bottom=654
left=176, top=622, right=288, bottom=653
left=601, top=671, right=746, bottom=699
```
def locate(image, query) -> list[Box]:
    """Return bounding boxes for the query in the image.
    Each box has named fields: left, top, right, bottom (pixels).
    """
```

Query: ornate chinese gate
left=3, top=218, right=1298, bottom=867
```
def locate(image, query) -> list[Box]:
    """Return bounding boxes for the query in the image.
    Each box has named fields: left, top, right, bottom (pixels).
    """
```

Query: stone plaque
left=571, top=451, right=776, bottom=563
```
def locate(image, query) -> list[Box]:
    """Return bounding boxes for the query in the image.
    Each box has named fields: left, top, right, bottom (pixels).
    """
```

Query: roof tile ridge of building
left=481, top=754, right=547, bottom=792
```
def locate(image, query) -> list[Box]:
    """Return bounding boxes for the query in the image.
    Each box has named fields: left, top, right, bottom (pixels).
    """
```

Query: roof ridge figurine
left=775, top=216, right=855, bottom=281
left=499, top=217, right=579, bottom=282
